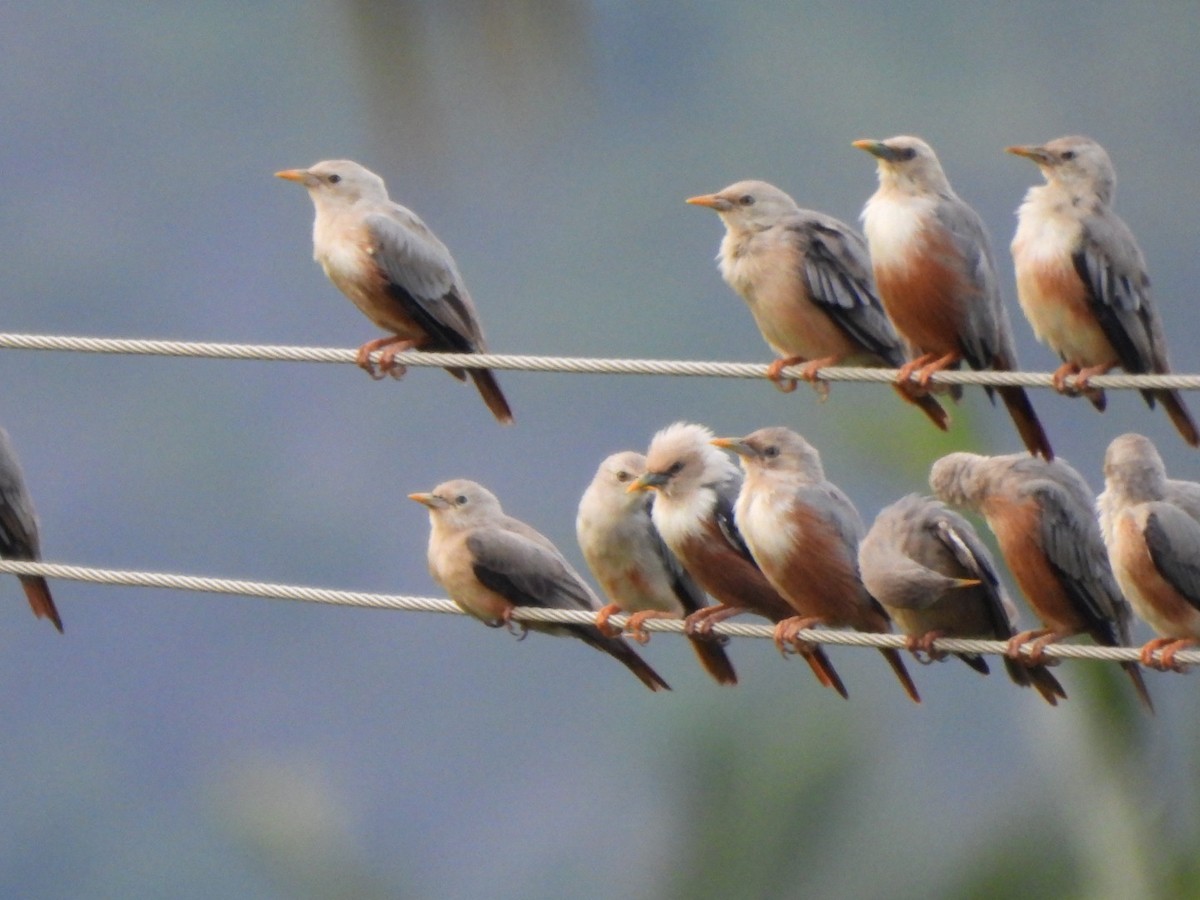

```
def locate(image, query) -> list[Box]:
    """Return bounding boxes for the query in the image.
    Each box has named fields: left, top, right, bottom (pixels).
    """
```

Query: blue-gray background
left=1, top=3, right=1198, bottom=897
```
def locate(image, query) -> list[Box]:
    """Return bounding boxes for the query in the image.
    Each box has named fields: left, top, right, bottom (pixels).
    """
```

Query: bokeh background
left=2, top=3, right=1199, bottom=897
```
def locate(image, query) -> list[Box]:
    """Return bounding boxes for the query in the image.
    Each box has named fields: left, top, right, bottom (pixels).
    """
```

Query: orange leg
left=914, top=351, right=963, bottom=389
left=1159, top=638, right=1199, bottom=671
left=1051, top=361, right=1081, bottom=394
left=772, top=615, right=824, bottom=658
left=1007, top=628, right=1073, bottom=665
left=1073, top=361, right=1116, bottom=391
left=907, top=630, right=948, bottom=664
left=594, top=603, right=624, bottom=638
left=897, top=353, right=938, bottom=390
left=356, top=336, right=411, bottom=380
left=377, top=339, right=418, bottom=379
left=684, top=604, right=743, bottom=636
left=766, top=356, right=806, bottom=394
left=624, top=610, right=679, bottom=645
left=1140, top=636, right=1198, bottom=671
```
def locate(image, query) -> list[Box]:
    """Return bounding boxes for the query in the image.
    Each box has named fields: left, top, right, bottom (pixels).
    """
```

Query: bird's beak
left=852, top=139, right=900, bottom=162
left=628, top=471, right=669, bottom=494
left=274, top=168, right=310, bottom=183
left=686, top=193, right=733, bottom=211
left=711, top=437, right=756, bottom=458
left=408, top=492, right=448, bottom=510
left=1005, top=145, right=1051, bottom=165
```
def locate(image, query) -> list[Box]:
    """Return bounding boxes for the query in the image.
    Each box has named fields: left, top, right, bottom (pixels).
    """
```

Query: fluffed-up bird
left=410, top=479, right=667, bottom=690
left=1007, top=136, right=1196, bottom=445
left=713, top=427, right=920, bottom=703
left=686, top=180, right=948, bottom=429
left=577, top=451, right=737, bottom=685
left=859, top=493, right=1065, bottom=704
left=0, top=428, right=61, bottom=632
left=1100, top=433, right=1200, bottom=670
left=277, top=159, right=513, bottom=424
left=855, top=135, right=1053, bottom=459
left=930, top=451, right=1152, bottom=710
left=630, top=422, right=847, bottom=697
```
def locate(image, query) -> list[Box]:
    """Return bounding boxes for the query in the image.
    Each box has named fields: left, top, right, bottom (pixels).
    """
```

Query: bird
left=1100, top=434, right=1200, bottom=670
left=859, top=493, right=1065, bottom=704
left=854, top=135, right=1053, bottom=459
left=277, top=159, right=513, bottom=424
left=686, top=180, right=948, bottom=429
left=1097, top=433, right=1200, bottom=547
left=629, top=422, right=847, bottom=697
left=409, top=479, right=668, bottom=690
left=1007, top=136, right=1197, bottom=445
left=713, top=427, right=920, bottom=703
left=576, top=450, right=737, bottom=685
left=0, top=428, right=61, bottom=632
left=930, top=451, right=1153, bottom=710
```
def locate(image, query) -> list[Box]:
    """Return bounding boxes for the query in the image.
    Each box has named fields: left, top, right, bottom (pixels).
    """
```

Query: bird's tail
left=1121, top=661, right=1154, bottom=713
left=576, top=627, right=670, bottom=691
left=878, top=647, right=920, bottom=703
left=19, top=575, right=63, bottom=633
left=891, top=384, right=950, bottom=431
left=997, top=385, right=1054, bottom=460
left=1150, top=389, right=1200, bottom=447
left=1002, top=656, right=1067, bottom=706
left=956, top=652, right=990, bottom=675
left=800, top=645, right=848, bottom=699
left=468, top=369, right=514, bottom=425
left=687, top=635, right=738, bottom=685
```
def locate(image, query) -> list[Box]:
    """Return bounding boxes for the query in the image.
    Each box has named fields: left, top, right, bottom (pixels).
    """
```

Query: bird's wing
left=1143, top=504, right=1200, bottom=613
left=467, top=528, right=598, bottom=612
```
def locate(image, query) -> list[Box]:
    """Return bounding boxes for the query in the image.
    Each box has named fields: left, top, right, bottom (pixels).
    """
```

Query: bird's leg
left=1051, top=361, right=1081, bottom=394
left=798, top=355, right=843, bottom=401
left=624, top=610, right=679, bottom=644
left=915, top=351, right=963, bottom=389
left=684, top=604, right=743, bottom=636
left=1140, top=636, right=1197, bottom=672
left=765, top=356, right=806, bottom=394
left=907, top=630, right=948, bottom=664
left=1007, top=628, right=1071, bottom=665
left=896, top=353, right=938, bottom=392
left=1072, top=361, right=1116, bottom=392
left=594, top=603, right=624, bottom=638
left=356, top=336, right=406, bottom=380
left=773, top=615, right=823, bottom=658
left=377, top=338, right=418, bottom=379
left=500, top=607, right=529, bottom=641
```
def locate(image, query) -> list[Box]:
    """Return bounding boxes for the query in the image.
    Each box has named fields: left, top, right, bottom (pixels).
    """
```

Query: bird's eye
left=738, top=195, right=755, bottom=206
left=455, top=494, right=468, bottom=505
left=667, top=461, right=684, bottom=476
left=328, top=174, right=342, bottom=184
left=763, top=446, right=780, bottom=458
left=897, top=147, right=917, bottom=162
left=1060, top=150, right=1076, bottom=161
left=615, top=471, right=630, bottom=483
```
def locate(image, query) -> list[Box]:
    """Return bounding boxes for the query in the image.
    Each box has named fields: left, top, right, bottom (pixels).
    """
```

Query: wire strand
left=1, top=332, right=1198, bottom=391
left=4, top=559, right=1195, bottom=666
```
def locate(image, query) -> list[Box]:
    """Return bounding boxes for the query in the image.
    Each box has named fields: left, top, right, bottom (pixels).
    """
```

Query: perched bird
left=859, top=493, right=1065, bottom=704
left=930, top=451, right=1152, bottom=710
left=714, top=427, right=920, bottom=703
left=1007, top=136, right=1197, bottom=445
left=854, top=135, right=1053, bottom=459
left=1098, top=433, right=1200, bottom=547
left=410, top=479, right=667, bottom=690
left=277, top=160, right=513, bottom=424
left=0, top=429, right=61, bottom=632
left=1100, top=434, right=1200, bottom=670
left=576, top=451, right=737, bottom=685
left=686, top=180, right=948, bottom=429
left=630, top=422, right=847, bottom=697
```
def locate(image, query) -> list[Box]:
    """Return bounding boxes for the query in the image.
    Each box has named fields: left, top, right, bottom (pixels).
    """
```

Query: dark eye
left=328, top=173, right=342, bottom=184
left=897, top=147, right=917, bottom=162
left=667, top=461, right=684, bottom=476
left=455, top=494, right=468, bottom=505
left=615, top=470, right=630, bottom=483
left=738, top=195, right=755, bottom=206
left=763, top=445, right=780, bottom=458
left=1060, top=150, right=1076, bottom=161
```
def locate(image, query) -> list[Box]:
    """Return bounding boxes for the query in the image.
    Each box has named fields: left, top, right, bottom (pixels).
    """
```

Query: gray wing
left=365, top=211, right=486, bottom=352
left=646, top=520, right=710, bottom=615
left=1033, top=481, right=1125, bottom=643
left=1143, top=504, right=1200, bottom=612
left=712, top=472, right=755, bottom=563
left=1072, top=212, right=1158, bottom=375
left=467, top=528, right=600, bottom=612
left=933, top=197, right=1008, bottom=370
left=794, top=216, right=904, bottom=365
left=0, top=431, right=39, bottom=560
left=930, top=508, right=1011, bottom=636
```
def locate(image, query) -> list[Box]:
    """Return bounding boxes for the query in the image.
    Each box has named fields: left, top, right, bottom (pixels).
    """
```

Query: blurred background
left=1, top=2, right=1198, bottom=897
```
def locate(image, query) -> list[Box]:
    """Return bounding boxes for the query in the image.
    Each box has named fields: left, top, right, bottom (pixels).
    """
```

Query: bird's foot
left=1140, top=636, right=1198, bottom=672
left=907, top=630, right=948, bottom=664
left=684, top=605, right=741, bottom=637
left=766, top=357, right=805, bottom=394
left=501, top=608, right=529, bottom=641
left=897, top=353, right=938, bottom=391
left=914, top=351, right=962, bottom=389
left=625, top=610, right=676, bottom=644
left=1007, top=628, right=1063, bottom=666
left=773, top=616, right=823, bottom=658
left=1051, top=361, right=1082, bottom=395
left=377, top=339, right=417, bottom=379
left=594, top=603, right=624, bottom=638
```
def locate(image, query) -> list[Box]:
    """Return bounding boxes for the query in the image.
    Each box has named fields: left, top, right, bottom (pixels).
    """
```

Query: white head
left=582, top=451, right=650, bottom=515
left=276, top=159, right=391, bottom=208
left=686, top=180, right=800, bottom=234
left=1006, top=136, right=1116, bottom=206
left=853, top=135, right=953, bottom=194
left=713, top=426, right=825, bottom=482
left=409, top=478, right=503, bottom=528
left=633, top=422, right=738, bottom=502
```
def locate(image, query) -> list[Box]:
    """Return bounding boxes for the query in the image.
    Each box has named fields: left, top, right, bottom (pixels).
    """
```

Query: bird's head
left=853, top=135, right=951, bottom=194
left=1006, top=136, right=1115, bottom=205
left=276, top=159, right=389, bottom=206
left=711, top=426, right=824, bottom=480
left=686, top=180, right=798, bottom=233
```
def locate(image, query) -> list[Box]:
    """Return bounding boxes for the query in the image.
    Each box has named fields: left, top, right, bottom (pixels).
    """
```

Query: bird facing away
left=277, top=160, right=513, bottom=424
left=854, top=135, right=1053, bottom=460
left=577, top=451, right=737, bottom=685
left=859, top=493, right=1065, bottom=704
left=930, top=451, right=1152, bottom=710
left=1007, top=136, right=1197, bottom=446
left=714, top=427, right=920, bottom=703
left=0, top=428, right=61, bottom=632
left=686, top=180, right=948, bottom=429
left=410, top=479, right=668, bottom=691
left=1100, top=433, right=1200, bottom=669
left=630, top=422, right=847, bottom=697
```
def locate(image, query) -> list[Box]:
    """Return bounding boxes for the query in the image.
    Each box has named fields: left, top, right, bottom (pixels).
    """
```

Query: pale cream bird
left=1007, top=136, right=1197, bottom=445
left=277, top=160, right=513, bottom=423
left=686, top=180, right=948, bottom=429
